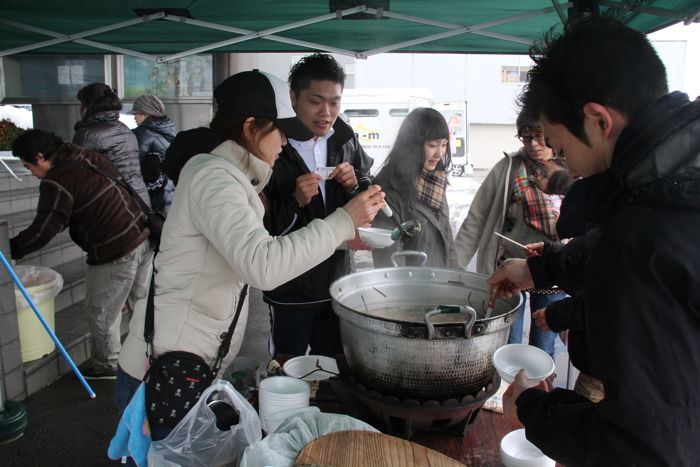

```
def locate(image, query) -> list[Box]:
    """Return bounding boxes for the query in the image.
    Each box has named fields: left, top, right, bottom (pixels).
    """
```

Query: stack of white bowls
left=258, top=376, right=310, bottom=433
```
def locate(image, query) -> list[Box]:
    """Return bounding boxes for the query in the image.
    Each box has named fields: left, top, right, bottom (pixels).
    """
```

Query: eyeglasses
left=517, top=133, right=545, bottom=144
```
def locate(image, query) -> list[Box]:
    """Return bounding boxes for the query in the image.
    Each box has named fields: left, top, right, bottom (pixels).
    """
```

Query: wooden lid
left=295, top=430, right=465, bottom=467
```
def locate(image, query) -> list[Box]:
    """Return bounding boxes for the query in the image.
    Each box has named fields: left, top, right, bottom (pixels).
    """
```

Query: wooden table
left=272, top=355, right=523, bottom=466
left=411, top=410, right=522, bottom=466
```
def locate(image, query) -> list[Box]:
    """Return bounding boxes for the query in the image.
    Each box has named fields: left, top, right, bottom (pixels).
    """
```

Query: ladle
left=380, top=202, right=410, bottom=237
left=390, top=219, right=423, bottom=243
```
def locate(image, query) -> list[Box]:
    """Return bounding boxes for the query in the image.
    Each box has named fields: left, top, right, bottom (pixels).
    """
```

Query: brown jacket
left=11, top=143, right=150, bottom=265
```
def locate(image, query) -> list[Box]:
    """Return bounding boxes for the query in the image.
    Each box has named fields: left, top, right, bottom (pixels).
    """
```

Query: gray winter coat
left=371, top=183, right=457, bottom=268
left=73, top=111, right=150, bottom=206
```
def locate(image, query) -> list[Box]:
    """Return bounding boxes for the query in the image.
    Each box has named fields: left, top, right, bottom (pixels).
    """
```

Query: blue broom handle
left=0, top=251, right=96, bottom=399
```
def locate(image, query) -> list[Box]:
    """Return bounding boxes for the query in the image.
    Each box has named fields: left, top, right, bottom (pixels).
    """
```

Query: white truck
left=340, top=88, right=471, bottom=176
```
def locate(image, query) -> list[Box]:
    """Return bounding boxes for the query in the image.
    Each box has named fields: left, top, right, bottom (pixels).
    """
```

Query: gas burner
left=330, top=357, right=500, bottom=440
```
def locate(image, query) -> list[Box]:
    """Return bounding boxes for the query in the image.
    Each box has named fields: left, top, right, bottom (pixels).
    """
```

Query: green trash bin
left=13, top=265, right=64, bottom=362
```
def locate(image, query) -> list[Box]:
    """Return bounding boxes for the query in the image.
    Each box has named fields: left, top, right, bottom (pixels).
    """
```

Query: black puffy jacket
left=516, top=93, right=700, bottom=466
left=527, top=229, right=600, bottom=377
left=73, top=111, right=150, bottom=206
left=132, top=116, right=176, bottom=188
left=262, top=118, right=373, bottom=306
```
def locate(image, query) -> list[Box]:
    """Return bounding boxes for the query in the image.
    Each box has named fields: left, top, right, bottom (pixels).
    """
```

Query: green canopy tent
left=1, top=0, right=699, bottom=61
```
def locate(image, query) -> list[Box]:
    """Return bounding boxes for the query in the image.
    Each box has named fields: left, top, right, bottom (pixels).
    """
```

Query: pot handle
left=424, top=305, right=478, bottom=340
left=390, top=250, right=428, bottom=267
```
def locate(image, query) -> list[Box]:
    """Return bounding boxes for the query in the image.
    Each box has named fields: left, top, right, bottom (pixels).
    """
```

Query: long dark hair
left=375, top=107, right=451, bottom=199
left=77, top=83, right=122, bottom=119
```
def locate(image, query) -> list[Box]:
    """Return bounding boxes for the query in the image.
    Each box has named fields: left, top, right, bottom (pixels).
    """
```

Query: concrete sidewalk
left=0, top=288, right=273, bottom=466
left=0, top=375, right=120, bottom=466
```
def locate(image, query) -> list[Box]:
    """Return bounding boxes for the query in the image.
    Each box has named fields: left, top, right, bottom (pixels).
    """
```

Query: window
left=123, top=54, right=213, bottom=98
left=3, top=55, right=105, bottom=99
left=501, top=66, right=532, bottom=84
left=344, top=109, right=379, bottom=117
left=389, top=108, right=409, bottom=117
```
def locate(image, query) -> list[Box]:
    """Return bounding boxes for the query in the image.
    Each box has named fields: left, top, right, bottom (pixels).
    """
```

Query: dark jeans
left=507, top=291, right=566, bottom=358
left=269, top=301, right=343, bottom=357
left=148, top=186, right=166, bottom=213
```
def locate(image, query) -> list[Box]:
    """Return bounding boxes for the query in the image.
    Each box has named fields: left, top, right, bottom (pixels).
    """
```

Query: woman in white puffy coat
left=116, top=71, right=384, bottom=438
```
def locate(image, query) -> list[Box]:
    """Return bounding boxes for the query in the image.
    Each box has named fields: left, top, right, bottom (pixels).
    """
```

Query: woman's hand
left=346, top=224, right=373, bottom=251
left=343, top=185, right=384, bottom=227
left=532, top=308, right=551, bottom=331
left=487, top=259, right=534, bottom=298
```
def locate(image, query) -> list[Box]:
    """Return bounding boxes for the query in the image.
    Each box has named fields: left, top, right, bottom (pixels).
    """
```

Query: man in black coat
left=489, top=18, right=700, bottom=466
left=263, top=53, right=373, bottom=357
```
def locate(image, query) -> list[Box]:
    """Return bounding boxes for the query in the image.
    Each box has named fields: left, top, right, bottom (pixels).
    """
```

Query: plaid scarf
left=512, top=162, right=560, bottom=240
left=416, top=169, right=447, bottom=213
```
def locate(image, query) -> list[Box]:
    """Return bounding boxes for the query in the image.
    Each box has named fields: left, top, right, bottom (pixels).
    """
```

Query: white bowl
left=492, top=344, right=555, bottom=387
left=357, top=227, right=395, bottom=248
left=500, top=429, right=555, bottom=467
left=283, top=355, right=339, bottom=381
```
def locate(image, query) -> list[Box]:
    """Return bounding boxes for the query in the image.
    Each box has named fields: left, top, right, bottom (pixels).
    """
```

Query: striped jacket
left=10, top=143, right=150, bottom=265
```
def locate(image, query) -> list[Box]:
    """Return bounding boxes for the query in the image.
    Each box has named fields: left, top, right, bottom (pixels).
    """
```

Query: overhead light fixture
left=329, top=0, right=390, bottom=19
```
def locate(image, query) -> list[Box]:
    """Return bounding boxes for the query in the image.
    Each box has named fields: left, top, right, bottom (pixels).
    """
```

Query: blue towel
left=108, top=383, right=151, bottom=466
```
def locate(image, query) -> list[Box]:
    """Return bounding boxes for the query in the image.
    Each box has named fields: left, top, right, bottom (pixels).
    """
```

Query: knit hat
left=214, top=70, right=313, bottom=141
left=129, top=94, right=166, bottom=117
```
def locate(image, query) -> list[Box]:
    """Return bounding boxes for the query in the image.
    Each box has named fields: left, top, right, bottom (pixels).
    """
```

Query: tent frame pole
left=0, top=12, right=166, bottom=57
left=157, top=6, right=367, bottom=63
left=358, top=5, right=573, bottom=57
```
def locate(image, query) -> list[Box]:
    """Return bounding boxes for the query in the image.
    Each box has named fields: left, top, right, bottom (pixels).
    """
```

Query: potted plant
left=0, top=119, right=25, bottom=154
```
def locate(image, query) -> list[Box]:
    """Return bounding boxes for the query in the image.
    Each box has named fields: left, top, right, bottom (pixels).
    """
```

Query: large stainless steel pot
left=330, top=251, right=522, bottom=399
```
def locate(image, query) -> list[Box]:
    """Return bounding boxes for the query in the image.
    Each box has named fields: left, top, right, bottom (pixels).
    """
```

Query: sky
left=648, top=21, right=700, bottom=98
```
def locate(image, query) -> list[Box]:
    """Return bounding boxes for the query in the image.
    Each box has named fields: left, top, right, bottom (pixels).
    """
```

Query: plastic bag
left=13, top=265, right=63, bottom=306
left=239, top=406, right=379, bottom=467
left=148, top=380, right=261, bottom=467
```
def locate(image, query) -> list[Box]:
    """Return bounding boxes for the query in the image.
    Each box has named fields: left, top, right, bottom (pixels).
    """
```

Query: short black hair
left=77, top=83, right=122, bottom=118
left=288, top=53, right=346, bottom=95
left=516, top=107, right=543, bottom=136
left=12, top=129, right=63, bottom=164
left=520, top=17, right=667, bottom=144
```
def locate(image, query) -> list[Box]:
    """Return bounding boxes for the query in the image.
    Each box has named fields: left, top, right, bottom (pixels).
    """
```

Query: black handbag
left=143, top=268, right=249, bottom=428
left=61, top=160, right=164, bottom=246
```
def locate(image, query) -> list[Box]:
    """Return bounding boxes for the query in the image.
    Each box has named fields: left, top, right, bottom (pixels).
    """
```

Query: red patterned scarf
left=512, top=163, right=561, bottom=240
left=416, top=169, right=447, bottom=213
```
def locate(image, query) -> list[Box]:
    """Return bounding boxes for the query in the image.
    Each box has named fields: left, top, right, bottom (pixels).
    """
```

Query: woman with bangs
left=371, top=107, right=457, bottom=268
